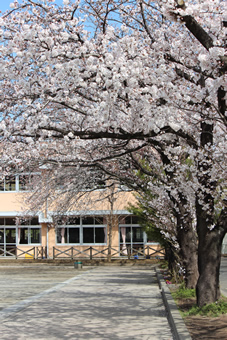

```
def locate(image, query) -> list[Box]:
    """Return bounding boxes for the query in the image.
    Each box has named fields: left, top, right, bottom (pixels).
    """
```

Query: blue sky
left=0, top=0, right=19, bottom=13
left=0, top=1, right=66, bottom=14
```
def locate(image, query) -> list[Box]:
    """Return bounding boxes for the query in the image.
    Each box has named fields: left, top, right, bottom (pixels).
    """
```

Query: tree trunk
left=195, top=122, right=226, bottom=306
left=107, top=216, right=113, bottom=262
left=107, top=186, right=116, bottom=262
left=196, top=201, right=226, bottom=306
left=175, top=195, right=199, bottom=289
left=177, top=219, right=198, bottom=289
left=165, top=244, right=177, bottom=273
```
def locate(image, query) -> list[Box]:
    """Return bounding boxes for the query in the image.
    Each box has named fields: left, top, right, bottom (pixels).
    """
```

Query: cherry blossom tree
left=126, top=146, right=199, bottom=289
left=0, top=0, right=226, bottom=306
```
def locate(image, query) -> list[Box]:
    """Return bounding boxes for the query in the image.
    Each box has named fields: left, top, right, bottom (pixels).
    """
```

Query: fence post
left=90, top=246, right=92, bottom=260
left=53, top=247, right=55, bottom=259
left=15, top=246, right=17, bottom=259
left=71, top=247, right=73, bottom=260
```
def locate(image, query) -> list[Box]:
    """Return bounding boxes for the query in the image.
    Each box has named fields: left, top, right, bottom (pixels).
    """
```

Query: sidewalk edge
left=155, top=268, right=192, bottom=340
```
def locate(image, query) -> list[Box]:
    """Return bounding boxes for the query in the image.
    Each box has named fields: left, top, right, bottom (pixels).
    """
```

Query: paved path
left=0, top=266, right=173, bottom=340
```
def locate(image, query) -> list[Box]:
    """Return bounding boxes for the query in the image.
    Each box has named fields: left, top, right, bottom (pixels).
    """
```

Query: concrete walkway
left=0, top=266, right=173, bottom=340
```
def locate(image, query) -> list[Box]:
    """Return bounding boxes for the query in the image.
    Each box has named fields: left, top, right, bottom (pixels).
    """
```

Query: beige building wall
left=41, top=223, right=48, bottom=247
left=0, top=192, right=28, bottom=212
left=0, top=188, right=163, bottom=259
left=111, top=216, right=120, bottom=249
left=48, top=225, right=56, bottom=259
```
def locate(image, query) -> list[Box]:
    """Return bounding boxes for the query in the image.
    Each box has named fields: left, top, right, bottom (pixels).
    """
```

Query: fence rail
left=0, top=246, right=47, bottom=259
left=0, top=245, right=164, bottom=260
left=53, top=245, right=165, bottom=260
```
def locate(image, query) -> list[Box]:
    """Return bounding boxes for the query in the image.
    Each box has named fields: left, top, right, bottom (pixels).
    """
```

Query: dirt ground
left=185, top=314, right=227, bottom=340
left=176, top=298, right=227, bottom=340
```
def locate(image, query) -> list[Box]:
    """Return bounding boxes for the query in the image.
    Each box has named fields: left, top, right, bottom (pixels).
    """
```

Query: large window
left=19, top=227, right=41, bottom=244
left=0, top=225, right=16, bottom=257
left=119, top=216, right=145, bottom=255
left=0, top=217, right=41, bottom=255
left=18, top=217, right=41, bottom=245
left=0, top=173, right=41, bottom=192
left=57, top=227, right=80, bottom=244
left=56, top=216, right=107, bottom=245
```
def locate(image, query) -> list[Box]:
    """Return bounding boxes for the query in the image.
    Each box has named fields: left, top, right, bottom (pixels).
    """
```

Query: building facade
left=0, top=174, right=163, bottom=259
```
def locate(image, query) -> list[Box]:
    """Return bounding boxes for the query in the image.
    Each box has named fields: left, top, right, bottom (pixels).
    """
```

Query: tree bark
left=195, top=122, right=226, bottom=306
left=196, top=201, right=226, bottom=306
left=159, top=150, right=199, bottom=289
left=165, top=244, right=176, bottom=272
left=177, top=214, right=198, bottom=289
left=107, top=217, right=113, bottom=262
left=169, top=191, right=199, bottom=289
left=107, top=186, right=116, bottom=262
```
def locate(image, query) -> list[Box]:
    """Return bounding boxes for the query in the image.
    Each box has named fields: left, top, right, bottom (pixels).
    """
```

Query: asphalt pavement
left=0, top=265, right=174, bottom=340
left=0, top=258, right=225, bottom=340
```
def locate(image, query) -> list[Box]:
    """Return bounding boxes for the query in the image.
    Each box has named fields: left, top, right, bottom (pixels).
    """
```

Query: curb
left=155, top=268, right=192, bottom=340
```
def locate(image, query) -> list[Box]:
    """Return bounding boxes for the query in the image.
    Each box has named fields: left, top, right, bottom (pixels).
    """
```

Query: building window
left=0, top=226, right=16, bottom=257
left=57, top=227, right=80, bottom=244
left=19, top=227, right=41, bottom=244
left=0, top=217, right=40, bottom=248
left=18, top=175, right=30, bottom=191
left=0, top=217, right=17, bottom=226
left=4, top=176, right=16, bottom=191
left=56, top=216, right=107, bottom=245
left=82, top=216, right=106, bottom=244
left=119, top=216, right=144, bottom=255
left=18, top=217, right=41, bottom=245
left=82, top=227, right=105, bottom=244
left=0, top=174, right=41, bottom=192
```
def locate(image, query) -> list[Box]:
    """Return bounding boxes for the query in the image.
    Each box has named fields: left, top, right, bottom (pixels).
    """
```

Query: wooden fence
left=53, top=245, right=165, bottom=260
left=0, top=246, right=47, bottom=259
left=0, top=245, right=165, bottom=260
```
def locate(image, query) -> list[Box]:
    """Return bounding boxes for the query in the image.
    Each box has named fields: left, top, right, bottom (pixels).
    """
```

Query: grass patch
left=183, top=298, right=227, bottom=317
left=159, top=260, right=168, bottom=269
left=171, top=283, right=196, bottom=300
left=171, top=284, right=227, bottom=317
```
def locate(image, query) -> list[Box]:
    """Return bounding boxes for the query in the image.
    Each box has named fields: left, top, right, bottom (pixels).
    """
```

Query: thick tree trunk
left=196, top=202, right=226, bottom=306
left=195, top=122, right=226, bottom=306
left=177, top=220, right=198, bottom=289
left=175, top=195, right=199, bottom=289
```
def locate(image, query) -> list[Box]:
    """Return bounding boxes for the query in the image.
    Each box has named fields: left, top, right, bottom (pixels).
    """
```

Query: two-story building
left=0, top=173, right=163, bottom=260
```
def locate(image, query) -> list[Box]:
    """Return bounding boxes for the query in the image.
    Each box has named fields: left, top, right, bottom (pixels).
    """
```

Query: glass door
left=120, top=226, right=144, bottom=257
left=0, top=228, right=16, bottom=257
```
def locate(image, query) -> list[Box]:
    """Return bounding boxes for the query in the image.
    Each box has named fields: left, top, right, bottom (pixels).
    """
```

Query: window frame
left=18, top=226, right=41, bottom=245
left=56, top=216, right=107, bottom=245
left=0, top=173, right=41, bottom=192
left=0, top=218, right=41, bottom=246
left=119, top=216, right=145, bottom=247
